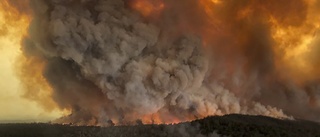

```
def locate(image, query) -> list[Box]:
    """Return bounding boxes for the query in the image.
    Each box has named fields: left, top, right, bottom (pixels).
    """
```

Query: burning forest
left=1, top=0, right=320, bottom=127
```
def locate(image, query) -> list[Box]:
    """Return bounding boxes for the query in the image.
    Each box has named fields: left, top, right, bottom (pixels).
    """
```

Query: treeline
left=1, top=114, right=320, bottom=137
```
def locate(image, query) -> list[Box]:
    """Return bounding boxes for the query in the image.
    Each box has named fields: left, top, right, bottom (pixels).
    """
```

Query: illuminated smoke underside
left=13, top=0, right=320, bottom=125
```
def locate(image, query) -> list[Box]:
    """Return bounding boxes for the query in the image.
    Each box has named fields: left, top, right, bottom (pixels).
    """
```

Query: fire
left=0, top=0, right=69, bottom=120
left=130, top=0, right=165, bottom=17
left=139, top=112, right=196, bottom=125
left=1, top=0, right=319, bottom=125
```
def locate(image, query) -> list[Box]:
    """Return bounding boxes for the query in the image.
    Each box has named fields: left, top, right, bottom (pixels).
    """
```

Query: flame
left=135, top=110, right=201, bottom=125
left=130, top=0, right=165, bottom=17
left=0, top=0, right=69, bottom=121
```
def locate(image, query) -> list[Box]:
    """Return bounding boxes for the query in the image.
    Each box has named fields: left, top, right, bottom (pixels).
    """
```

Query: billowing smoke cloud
left=16, top=0, right=320, bottom=125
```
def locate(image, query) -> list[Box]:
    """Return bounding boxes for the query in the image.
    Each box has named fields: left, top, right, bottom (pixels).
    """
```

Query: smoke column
left=13, top=0, right=320, bottom=125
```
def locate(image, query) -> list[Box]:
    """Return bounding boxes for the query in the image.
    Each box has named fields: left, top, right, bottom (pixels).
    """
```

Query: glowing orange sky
left=0, top=0, right=319, bottom=123
left=0, top=0, right=66, bottom=122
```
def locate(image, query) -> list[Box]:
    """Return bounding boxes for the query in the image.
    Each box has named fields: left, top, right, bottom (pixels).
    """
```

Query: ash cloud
left=18, top=0, right=320, bottom=125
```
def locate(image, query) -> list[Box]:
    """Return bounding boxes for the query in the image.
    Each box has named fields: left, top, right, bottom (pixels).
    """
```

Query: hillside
left=1, top=114, right=320, bottom=137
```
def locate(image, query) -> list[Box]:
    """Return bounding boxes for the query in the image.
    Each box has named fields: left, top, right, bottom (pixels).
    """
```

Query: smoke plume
left=14, top=0, right=320, bottom=125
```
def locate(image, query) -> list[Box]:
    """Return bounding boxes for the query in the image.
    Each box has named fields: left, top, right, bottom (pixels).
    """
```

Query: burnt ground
left=0, top=114, right=320, bottom=137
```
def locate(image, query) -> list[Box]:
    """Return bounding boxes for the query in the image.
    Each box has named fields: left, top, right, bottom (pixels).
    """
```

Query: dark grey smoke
left=20, top=0, right=320, bottom=125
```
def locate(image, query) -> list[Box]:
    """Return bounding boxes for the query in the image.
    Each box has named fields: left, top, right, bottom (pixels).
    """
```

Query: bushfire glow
left=2, top=0, right=320, bottom=125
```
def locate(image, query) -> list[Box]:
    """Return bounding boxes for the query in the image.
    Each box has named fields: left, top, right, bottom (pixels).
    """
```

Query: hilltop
left=1, top=114, right=320, bottom=137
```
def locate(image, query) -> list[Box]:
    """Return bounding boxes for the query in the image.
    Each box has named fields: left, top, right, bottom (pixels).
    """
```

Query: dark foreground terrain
left=1, top=114, right=320, bottom=137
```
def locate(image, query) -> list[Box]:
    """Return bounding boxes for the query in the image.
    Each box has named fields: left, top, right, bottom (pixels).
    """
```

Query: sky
left=0, top=0, right=319, bottom=124
left=0, top=3, right=64, bottom=122
left=0, top=36, right=61, bottom=123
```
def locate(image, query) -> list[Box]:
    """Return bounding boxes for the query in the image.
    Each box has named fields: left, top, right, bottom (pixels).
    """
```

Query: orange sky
left=0, top=0, right=65, bottom=123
